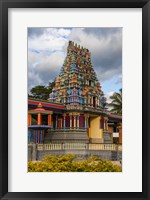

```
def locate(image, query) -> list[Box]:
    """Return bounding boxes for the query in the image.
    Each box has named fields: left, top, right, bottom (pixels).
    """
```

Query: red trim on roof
left=28, top=99, right=65, bottom=109
left=29, top=109, right=53, bottom=113
left=108, top=114, right=122, bottom=119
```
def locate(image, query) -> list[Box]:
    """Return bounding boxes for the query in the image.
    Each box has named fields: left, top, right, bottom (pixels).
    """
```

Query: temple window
left=89, top=80, right=92, bottom=86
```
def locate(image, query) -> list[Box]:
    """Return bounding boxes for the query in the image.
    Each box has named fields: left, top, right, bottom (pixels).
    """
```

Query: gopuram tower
left=46, top=41, right=108, bottom=144
left=49, top=41, right=105, bottom=110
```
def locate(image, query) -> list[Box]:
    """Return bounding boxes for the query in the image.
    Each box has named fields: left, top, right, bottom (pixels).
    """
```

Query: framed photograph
left=0, top=0, right=150, bottom=199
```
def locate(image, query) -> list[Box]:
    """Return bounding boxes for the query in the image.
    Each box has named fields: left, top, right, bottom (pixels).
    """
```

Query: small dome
left=37, top=102, right=43, bottom=108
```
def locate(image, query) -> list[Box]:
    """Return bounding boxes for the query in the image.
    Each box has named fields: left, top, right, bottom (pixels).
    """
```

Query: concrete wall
left=37, top=150, right=113, bottom=160
left=28, top=144, right=37, bottom=161
left=28, top=145, right=122, bottom=161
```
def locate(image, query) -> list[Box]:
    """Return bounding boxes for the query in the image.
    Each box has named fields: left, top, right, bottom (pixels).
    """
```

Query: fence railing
left=36, top=143, right=122, bottom=151
left=89, top=144, right=116, bottom=150
left=50, top=128, right=86, bottom=132
left=118, top=144, right=122, bottom=151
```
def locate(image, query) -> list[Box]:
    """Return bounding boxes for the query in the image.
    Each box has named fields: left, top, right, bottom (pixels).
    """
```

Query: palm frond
left=107, top=89, right=122, bottom=115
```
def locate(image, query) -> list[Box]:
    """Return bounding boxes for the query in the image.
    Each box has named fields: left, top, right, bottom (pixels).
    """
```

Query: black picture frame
left=0, top=0, right=150, bottom=199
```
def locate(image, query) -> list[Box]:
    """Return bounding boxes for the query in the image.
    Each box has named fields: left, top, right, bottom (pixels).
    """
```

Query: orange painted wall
left=28, top=114, right=32, bottom=125
left=48, top=114, right=51, bottom=126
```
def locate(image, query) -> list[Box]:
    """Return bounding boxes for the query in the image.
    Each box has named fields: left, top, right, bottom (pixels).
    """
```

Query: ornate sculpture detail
left=49, top=41, right=106, bottom=110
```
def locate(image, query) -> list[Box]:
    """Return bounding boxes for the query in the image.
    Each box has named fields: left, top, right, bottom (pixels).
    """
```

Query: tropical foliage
left=108, top=89, right=122, bottom=114
left=28, top=154, right=122, bottom=172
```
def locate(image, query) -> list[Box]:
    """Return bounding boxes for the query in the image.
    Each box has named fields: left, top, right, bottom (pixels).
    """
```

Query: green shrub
left=28, top=154, right=122, bottom=172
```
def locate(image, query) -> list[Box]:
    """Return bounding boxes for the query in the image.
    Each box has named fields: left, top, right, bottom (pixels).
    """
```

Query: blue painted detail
left=80, top=98, right=83, bottom=104
left=67, top=89, right=71, bottom=95
left=71, top=64, right=76, bottom=68
left=64, top=118, right=66, bottom=128
left=78, top=89, right=82, bottom=95
left=28, top=130, right=32, bottom=143
left=54, top=92, right=57, bottom=97
left=84, top=118, right=87, bottom=129
left=28, top=125, right=51, bottom=129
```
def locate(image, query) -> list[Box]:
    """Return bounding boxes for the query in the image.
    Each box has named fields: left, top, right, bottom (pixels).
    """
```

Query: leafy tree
left=29, top=82, right=55, bottom=100
left=49, top=81, right=55, bottom=88
left=108, top=89, right=122, bottom=115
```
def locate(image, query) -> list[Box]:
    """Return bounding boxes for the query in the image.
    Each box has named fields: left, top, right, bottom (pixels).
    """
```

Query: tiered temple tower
left=49, top=41, right=106, bottom=111
left=45, top=41, right=108, bottom=144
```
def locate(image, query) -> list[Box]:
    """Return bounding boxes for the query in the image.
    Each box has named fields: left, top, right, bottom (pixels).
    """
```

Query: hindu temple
left=28, top=41, right=122, bottom=145
left=47, top=41, right=109, bottom=144
left=28, top=41, right=122, bottom=161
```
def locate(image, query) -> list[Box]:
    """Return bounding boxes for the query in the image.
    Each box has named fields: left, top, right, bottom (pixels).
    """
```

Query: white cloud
left=105, top=91, right=114, bottom=104
left=28, top=27, right=122, bottom=93
left=28, top=28, right=71, bottom=51
left=28, top=50, right=65, bottom=91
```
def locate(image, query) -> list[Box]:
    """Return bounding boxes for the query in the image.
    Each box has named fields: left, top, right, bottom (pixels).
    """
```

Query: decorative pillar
left=91, top=97, right=93, bottom=106
left=77, top=115, right=79, bottom=129
left=104, top=118, right=108, bottom=131
left=74, top=116, right=76, bottom=128
left=56, top=116, right=58, bottom=129
left=104, top=120, right=106, bottom=131
left=48, top=114, right=51, bottom=126
left=28, top=114, right=32, bottom=126
left=70, top=114, right=72, bottom=128
left=95, top=97, right=97, bottom=107
left=118, top=123, right=122, bottom=144
left=37, top=113, right=42, bottom=125
left=105, top=120, right=108, bottom=131
left=63, top=114, right=66, bottom=128
left=97, top=98, right=99, bottom=107
left=88, top=96, right=90, bottom=105
left=51, top=118, right=53, bottom=128
left=86, top=115, right=89, bottom=128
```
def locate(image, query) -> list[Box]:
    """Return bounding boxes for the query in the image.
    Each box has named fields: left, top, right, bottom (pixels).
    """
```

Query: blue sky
left=28, top=27, right=122, bottom=101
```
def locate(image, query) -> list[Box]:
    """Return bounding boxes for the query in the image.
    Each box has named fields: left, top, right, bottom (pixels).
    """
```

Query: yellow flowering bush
left=28, top=154, right=122, bottom=172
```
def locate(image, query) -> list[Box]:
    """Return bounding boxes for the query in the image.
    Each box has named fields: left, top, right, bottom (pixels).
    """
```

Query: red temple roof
left=28, top=102, right=53, bottom=114
left=28, top=99, right=66, bottom=110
